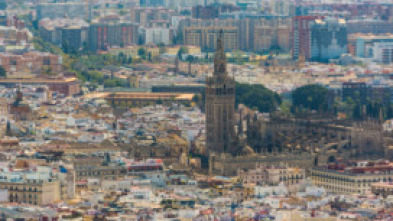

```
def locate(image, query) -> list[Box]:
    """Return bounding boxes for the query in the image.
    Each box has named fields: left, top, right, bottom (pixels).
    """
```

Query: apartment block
left=0, top=52, right=62, bottom=75
left=184, top=27, right=238, bottom=52
left=0, top=171, right=60, bottom=206
left=89, top=22, right=139, bottom=52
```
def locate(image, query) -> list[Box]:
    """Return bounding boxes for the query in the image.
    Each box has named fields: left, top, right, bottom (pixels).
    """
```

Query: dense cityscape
left=3, top=0, right=393, bottom=220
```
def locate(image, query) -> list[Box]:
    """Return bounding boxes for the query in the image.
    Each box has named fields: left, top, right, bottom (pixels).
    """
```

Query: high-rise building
left=184, top=27, right=238, bottom=52
left=373, top=42, right=393, bottom=64
left=310, top=18, right=347, bottom=62
left=89, top=22, right=139, bottom=52
left=292, top=15, right=323, bottom=60
left=254, top=24, right=291, bottom=53
left=192, top=5, right=220, bottom=19
left=179, top=18, right=291, bottom=52
left=39, top=18, right=89, bottom=52
left=61, top=26, right=89, bottom=53
left=205, top=31, right=236, bottom=154
left=347, top=20, right=393, bottom=35
left=267, top=0, right=293, bottom=17
left=140, top=0, right=165, bottom=7
left=130, top=7, right=176, bottom=27
left=0, top=0, right=6, bottom=10
left=36, top=3, right=89, bottom=21
left=143, top=27, right=172, bottom=45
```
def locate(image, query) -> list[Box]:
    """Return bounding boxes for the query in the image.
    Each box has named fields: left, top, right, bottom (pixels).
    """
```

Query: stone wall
left=210, top=153, right=315, bottom=176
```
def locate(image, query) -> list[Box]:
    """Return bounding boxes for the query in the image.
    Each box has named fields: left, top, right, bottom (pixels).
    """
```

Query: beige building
left=0, top=173, right=60, bottom=206
left=108, top=45, right=160, bottom=60
left=165, top=45, right=202, bottom=55
left=72, top=157, right=127, bottom=182
left=254, top=25, right=291, bottom=52
left=0, top=98, right=8, bottom=117
left=312, top=161, right=393, bottom=195
left=238, top=163, right=305, bottom=186
left=184, top=27, right=238, bottom=52
left=371, top=182, right=393, bottom=198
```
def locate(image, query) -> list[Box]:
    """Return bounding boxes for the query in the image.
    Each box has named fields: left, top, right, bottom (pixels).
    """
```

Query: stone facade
left=210, top=153, right=314, bottom=176
left=238, top=163, right=305, bottom=186
left=205, top=31, right=236, bottom=154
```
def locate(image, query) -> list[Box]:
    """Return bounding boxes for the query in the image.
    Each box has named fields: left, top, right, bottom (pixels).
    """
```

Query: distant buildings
left=143, top=27, right=172, bottom=45
left=0, top=170, right=61, bottom=206
left=179, top=18, right=292, bottom=52
left=129, top=7, right=175, bottom=27
left=184, top=27, right=238, bottom=52
left=0, top=52, right=62, bottom=75
left=139, top=0, right=165, bottom=7
left=36, top=3, right=91, bottom=21
left=0, top=0, right=6, bottom=10
left=39, top=18, right=89, bottom=52
left=372, top=42, right=393, bottom=64
left=192, top=5, right=240, bottom=19
left=292, top=15, right=322, bottom=60
left=0, top=76, right=80, bottom=96
left=72, top=156, right=126, bottom=182
left=39, top=18, right=139, bottom=53
left=312, top=160, right=393, bottom=195
left=292, top=16, right=347, bottom=62
left=238, top=163, right=305, bottom=186
left=192, top=5, right=220, bottom=19
left=348, top=34, right=393, bottom=58
left=103, top=92, right=194, bottom=108
left=89, top=22, right=139, bottom=53
left=254, top=23, right=291, bottom=53
left=341, top=79, right=392, bottom=105
left=0, top=26, right=32, bottom=45
left=310, top=18, right=347, bottom=62
left=371, top=182, right=393, bottom=198
left=347, top=20, right=393, bottom=34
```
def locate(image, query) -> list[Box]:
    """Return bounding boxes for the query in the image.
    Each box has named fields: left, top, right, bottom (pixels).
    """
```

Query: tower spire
left=205, top=29, right=236, bottom=155
left=214, top=30, right=227, bottom=77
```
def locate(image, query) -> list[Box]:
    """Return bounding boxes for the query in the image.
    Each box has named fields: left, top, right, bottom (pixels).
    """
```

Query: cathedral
left=205, top=31, right=237, bottom=154
left=204, top=31, right=391, bottom=176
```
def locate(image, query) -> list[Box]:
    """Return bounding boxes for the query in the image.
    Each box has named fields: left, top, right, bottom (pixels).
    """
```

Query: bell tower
left=205, top=30, right=236, bottom=154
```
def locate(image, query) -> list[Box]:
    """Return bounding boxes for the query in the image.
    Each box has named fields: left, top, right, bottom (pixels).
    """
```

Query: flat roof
left=0, top=77, right=79, bottom=84
left=85, top=92, right=194, bottom=101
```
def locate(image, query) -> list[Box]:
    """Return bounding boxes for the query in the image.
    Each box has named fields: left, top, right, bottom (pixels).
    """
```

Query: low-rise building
left=312, top=160, right=393, bottom=195
left=93, top=92, right=194, bottom=108
left=238, top=163, right=305, bottom=187
left=0, top=76, right=80, bottom=96
left=371, top=182, right=393, bottom=198
left=72, top=156, right=127, bottom=182
left=0, top=52, right=62, bottom=76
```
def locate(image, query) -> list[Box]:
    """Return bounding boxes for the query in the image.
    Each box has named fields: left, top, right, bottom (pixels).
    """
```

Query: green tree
left=157, top=42, right=166, bottom=54
left=148, top=52, right=152, bottom=62
left=233, top=50, right=244, bottom=65
left=138, top=48, right=147, bottom=60
left=236, top=83, right=282, bottom=113
left=292, top=84, right=328, bottom=113
left=0, top=66, right=6, bottom=78
left=177, top=46, right=187, bottom=60
left=194, top=83, right=281, bottom=113
left=186, top=55, right=195, bottom=63
left=104, top=79, right=117, bottom=88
